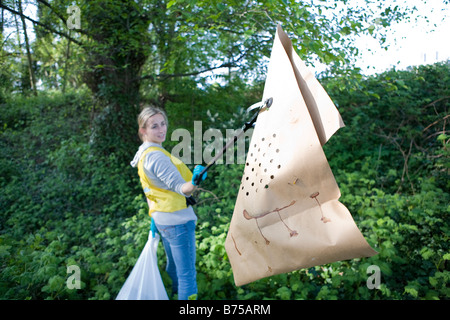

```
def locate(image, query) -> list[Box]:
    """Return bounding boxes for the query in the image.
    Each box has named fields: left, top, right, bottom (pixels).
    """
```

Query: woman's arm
left=181, top=181, right=197, bottom=197
left=144, top=151, right=206, bottom=197
left=144, top=151, right=191, bottom=196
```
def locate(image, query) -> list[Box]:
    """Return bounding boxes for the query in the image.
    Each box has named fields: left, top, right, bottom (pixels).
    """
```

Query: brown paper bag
left=224, top=25, right=377, bottom=287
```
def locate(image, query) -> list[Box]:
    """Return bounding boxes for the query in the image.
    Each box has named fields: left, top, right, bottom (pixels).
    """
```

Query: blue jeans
left=154, top=220, right=197, bottom=300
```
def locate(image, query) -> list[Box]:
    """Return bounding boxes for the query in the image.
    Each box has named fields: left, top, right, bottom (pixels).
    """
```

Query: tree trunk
left=18, top=0, right=37, bottom=96
left=81, top=0, right=151, bottom=161
left=1, top=1, right=4, bottom=35
left=62, top=30, right=71, bottom=93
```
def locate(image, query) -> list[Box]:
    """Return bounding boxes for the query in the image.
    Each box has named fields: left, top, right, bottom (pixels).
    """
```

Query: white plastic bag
left=116, top=232, right=169, bottom=300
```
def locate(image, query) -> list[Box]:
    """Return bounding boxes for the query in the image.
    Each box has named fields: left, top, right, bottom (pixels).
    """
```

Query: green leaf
left=404, top=284, right=419, bottom=298
left=277, top=286, right=292, bottom=300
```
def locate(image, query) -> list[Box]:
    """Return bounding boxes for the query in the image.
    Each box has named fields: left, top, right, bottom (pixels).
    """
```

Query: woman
left=130, top=106, right=207, bottom=300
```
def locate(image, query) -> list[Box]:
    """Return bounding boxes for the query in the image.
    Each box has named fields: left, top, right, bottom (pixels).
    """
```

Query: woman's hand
left=192, top=165, right=207, bottom=186
left=181, top=165, right=207, bottom=196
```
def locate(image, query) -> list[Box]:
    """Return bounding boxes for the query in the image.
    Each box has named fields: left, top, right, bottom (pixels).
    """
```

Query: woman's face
left=141, top=113, right=167, bottom=144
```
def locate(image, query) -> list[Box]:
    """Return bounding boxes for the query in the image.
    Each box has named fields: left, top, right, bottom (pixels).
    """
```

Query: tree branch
left=423, top=115, right=450, bottom=133
left=139, top=42, right=254, bottom=82
left=376, top=130, right=416, bottom=194
left=141, top=62, right=234, bottom=82
left=0, top=3, right=83, bottom=46
left=35, top=0, right=89, bottom=37
left=35, top=0, right=67, bottom=27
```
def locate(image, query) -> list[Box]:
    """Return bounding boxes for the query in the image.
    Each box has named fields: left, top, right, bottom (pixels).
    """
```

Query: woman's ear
left=139, top=127, right=147, bottom=139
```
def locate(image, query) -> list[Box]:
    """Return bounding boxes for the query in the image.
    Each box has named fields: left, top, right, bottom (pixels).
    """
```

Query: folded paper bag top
left=224, top=25, right=377, bottom=287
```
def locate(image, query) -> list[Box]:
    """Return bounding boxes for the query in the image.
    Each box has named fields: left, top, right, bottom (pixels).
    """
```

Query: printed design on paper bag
left=239, top=131, right=300, bottom=245
left=243, top=200, right=297, bottom=245
left=230, top=233, right=242, bottom=256
left=310, top=192, right=331, bottom=223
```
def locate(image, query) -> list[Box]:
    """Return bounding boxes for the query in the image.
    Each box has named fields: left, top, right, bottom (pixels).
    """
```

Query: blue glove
left=150, top=217, right=157, bottom=238
left=192, top=165, right=207, bottom=186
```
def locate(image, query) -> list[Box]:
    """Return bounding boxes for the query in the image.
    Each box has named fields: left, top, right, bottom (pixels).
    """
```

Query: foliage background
left=0, top=0, right=448, bottom=300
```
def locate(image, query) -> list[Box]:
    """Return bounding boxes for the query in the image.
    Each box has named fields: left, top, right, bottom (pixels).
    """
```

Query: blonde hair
left=137, top=106, right=168, bottom=141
